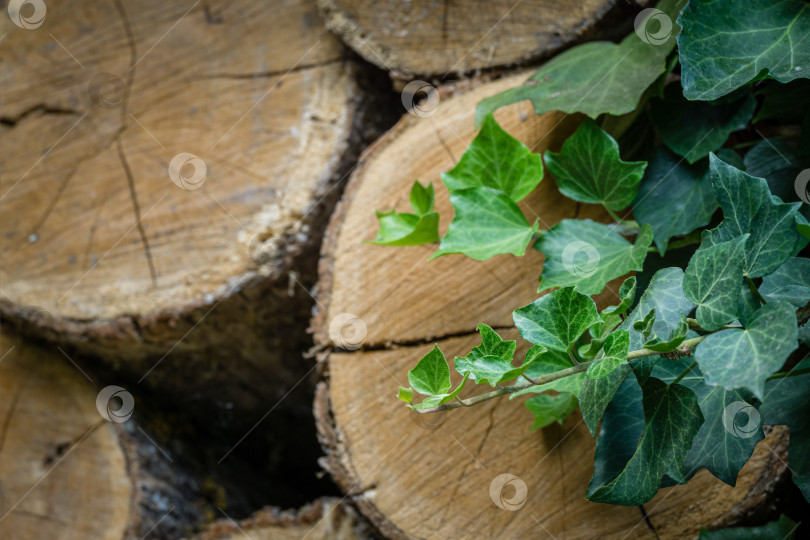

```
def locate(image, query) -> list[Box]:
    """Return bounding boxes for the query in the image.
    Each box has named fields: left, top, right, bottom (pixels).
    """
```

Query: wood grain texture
left=317, top=0, right=620, bottom=77
left=0, top=0, right=362, bottom=409
left=312, top=74, right=789, bottom=538
left=0, top=334, right=136, bottom=540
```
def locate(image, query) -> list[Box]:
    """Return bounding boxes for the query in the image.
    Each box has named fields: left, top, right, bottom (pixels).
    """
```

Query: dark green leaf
left=543, top=118, right=647, bottom=210
left=580, top=364, right=633, bottom=437
left=760, top=257, right=810, bottom=307
left=696, top=301, right=799, bottom=400
left=699, top=515, right=798, bottom=540
left=525, top=392, right=579, bottom=430
left=535, top=220, right=653, bottom=295
left=441, top=114, right=543, bottom=202
left=755, top=79, right=810, bottom=123
left=408, top=344, right=452, bottom=396
left=684, top=235, right=748, bottom=330
left=587, top=377, right=704, bottom=505
left=678, top=0, right=810, bottom=101
left=651, top=85, right=756, bottom=163
left=643, top=317, right=689, bottom=352
left=433, top=187, right=539, bottom=260
left=587, top=329, right=630, bottom=379
left=703, top=154, right=802, bottom=277
left=513, top=287, right=601, bottom=352
left=800, top=322, right=810, bottom=346
left=476, top=0, right=685, bottom=123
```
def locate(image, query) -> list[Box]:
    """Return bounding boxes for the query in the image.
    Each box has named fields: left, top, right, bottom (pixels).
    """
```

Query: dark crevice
left=638, top=505, right=661, bottom=540
left=348, top=324, right=515, bottom=353
left=0, top=104, right=80, bottom=127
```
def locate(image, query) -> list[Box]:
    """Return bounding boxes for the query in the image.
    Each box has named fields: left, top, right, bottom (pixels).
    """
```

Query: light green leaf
left=476, top=0, right=685, bottom=123
left=800, top=222, right=810, bottom=240
left=371, top=210, right=440, bottom=246
left=442, top=114, right=543, bottom=202
left=513, top=347, right=585, bottom=398
left=543, top=118, right=647, bottom=210
left=653, top=362, right=763, bottom=486
left=696, top=301, right=799, bottom=400
left=513, top=287, right=601, bottom=352
left=703, top=154, right=802, bottom=277
left=651, top=85, right=756, bottom=163
left=760, top=257, right=810, bottom=307
left=408, top=345, right=452, bottom=396
left=587, top=377, right=704, bottom=505
left=454, top=324, right=518, bottom=386
left=432, top=187, right=538, bottom=260
left=761, top=359, right=810, bottom=502
left=684, top=235, right=748, bottom=330
left=602, top=276, right=637, bottom=317
left=535, top=220, right=653, bottom=295
left=699, top=515, right=798, bottom=540
left=678, top=0, right=810, bottom=101
left=525, top=392, right=579, bottom=430
left=587, top=329, right=630, bottom=380
left=409, top=180, right=435, bottom=215
left=397, top=386, right=414, bottom=404
left=643, top=317, right=689, bottom=352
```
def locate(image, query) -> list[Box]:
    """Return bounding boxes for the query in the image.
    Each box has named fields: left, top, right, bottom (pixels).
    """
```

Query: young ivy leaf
left=760, top=257, right=810, bottom=307
left=633, top=309, right=656, bottom=341
left=702, top=155, right=802, bottom=278
left=650, top=85, right=756, bottom=164
left=643, top=316, right=689, bottom=352
left=696, top=301, right=799, bottom=400
left=760, top=359, right=810, bottom=502
left=535, top=219, right=653, bottom=296
left=371, top=181, right=440, bottom=246
left=441, top=114, right=543, bottom=203
left=684, top=235, right=748, bottom=331
left=454, top=324, right=520, bottom=386
left=525, top=393, right=579, bottom=431
left=678, top=0, right=810, bottom=101
left=602, top=276, right=637, bottom=317
left=432, top=187, right=539, bottom=260
left=543, top=118, right=647, bottom=210
left=587, top=329, right=630, bottom=380
left=397, top=386, right=414, bottom=404
left=587, top=377, right=704, bottom=505
left=408, top=344, right=452, bottom=397
left=475, top=0, right=686, bottom=123
left=513, top=286, right=601, bottom=352
left=798, top=221, right=810, bottom=240
left=511, top=347, right=585, bottom=399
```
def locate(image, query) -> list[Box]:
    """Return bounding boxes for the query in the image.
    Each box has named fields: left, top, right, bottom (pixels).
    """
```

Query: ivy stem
left=647, top=232, right=702, bottom=253
left=748, top=278, right=768, bottom=305
left=672, top=360, right=698, bottom=384
left=414, top=335, right=709, bottom=414
left=767, top=368, right=810, bottom=380
left=685, top=318, right=742, bottom=332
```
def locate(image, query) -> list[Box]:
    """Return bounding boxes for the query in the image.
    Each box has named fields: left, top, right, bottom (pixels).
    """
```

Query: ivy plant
left=377, top=0, right=810, bottom=511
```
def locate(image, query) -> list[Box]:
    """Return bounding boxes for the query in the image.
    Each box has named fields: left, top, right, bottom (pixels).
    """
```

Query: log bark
left=317, top=0, right=627, bottom=78
left=311, top=73, right=790, bottom=539
left=193, top=498, right=374, bottom=540
left=0, top=0, right=371, bottom=411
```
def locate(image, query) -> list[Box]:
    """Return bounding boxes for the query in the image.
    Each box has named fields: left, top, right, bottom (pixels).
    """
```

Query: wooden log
left=193, top=498, right=373, bottom=540
left=316, top=0, right=626, bottom=78
left=0, top=0, right=368, bottom=410
left=311, top=73, right=790, bottom=539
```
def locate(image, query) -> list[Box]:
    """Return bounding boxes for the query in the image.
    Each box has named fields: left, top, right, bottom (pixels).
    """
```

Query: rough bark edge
left=192, top=497, right=374, bottom=540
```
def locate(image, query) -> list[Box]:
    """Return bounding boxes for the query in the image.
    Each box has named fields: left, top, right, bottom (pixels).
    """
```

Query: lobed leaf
left=513, top=287, right=601, bottom=352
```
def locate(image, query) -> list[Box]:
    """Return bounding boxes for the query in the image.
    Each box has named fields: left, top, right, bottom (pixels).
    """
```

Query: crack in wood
left=338, top=324, right=515, bottom=353
left=195, top=57, right=346, bottom=80
left=0, top=105, right=80, bottom=127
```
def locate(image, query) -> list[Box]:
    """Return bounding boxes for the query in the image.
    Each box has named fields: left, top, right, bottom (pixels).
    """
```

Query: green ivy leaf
left=696, top=301, right=799, bottom=400
left=703, top=154, right=802, bottom=277
left=761, top=359, right=810, bottom=502
left=454, top=324, right=519, bottom=386
left=432, top=187, right=539, bottom=260
left=755, top=79, right=810, bottom=123
left=535, top=220, right=653, bottom=295
left=587, top=377, right=704, bottom=505
left=650, top=85, right=756, bottom=163
left=684, top=235, right=748, bottom=330
left=543, top=118, right=647, bottom=210
left=799, top=221, right=810, bottom=240
left=441, top=114, right=543, bottom=202
left=760, top=257, right=810, bottom=307
left=397, top=386, right=414, bottom=404
left=408, top=345, right=452, bottom=396
left=372, top=181, right=440, bottom=246
left=525, top=392, right=579, bottom=430
left=409, top=180, right=435, bottom=215
left=512, top=347, right=585, bottom=398
left=800, top=322, right=810, bottom=346
left=602, top=276, right=637, bottom=317
left=699, top=515, right=798, bottom=540
left=476, top=0, right=685, bottom=123
left=643, top=317, right=689, bottom=352
left=678, top=0, right=810, bottom=101
left=653, top=361, right=763, bottom=486
left=587, top=329, right=630, bottom=379
left=513, top=287, right=601, bottom=352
